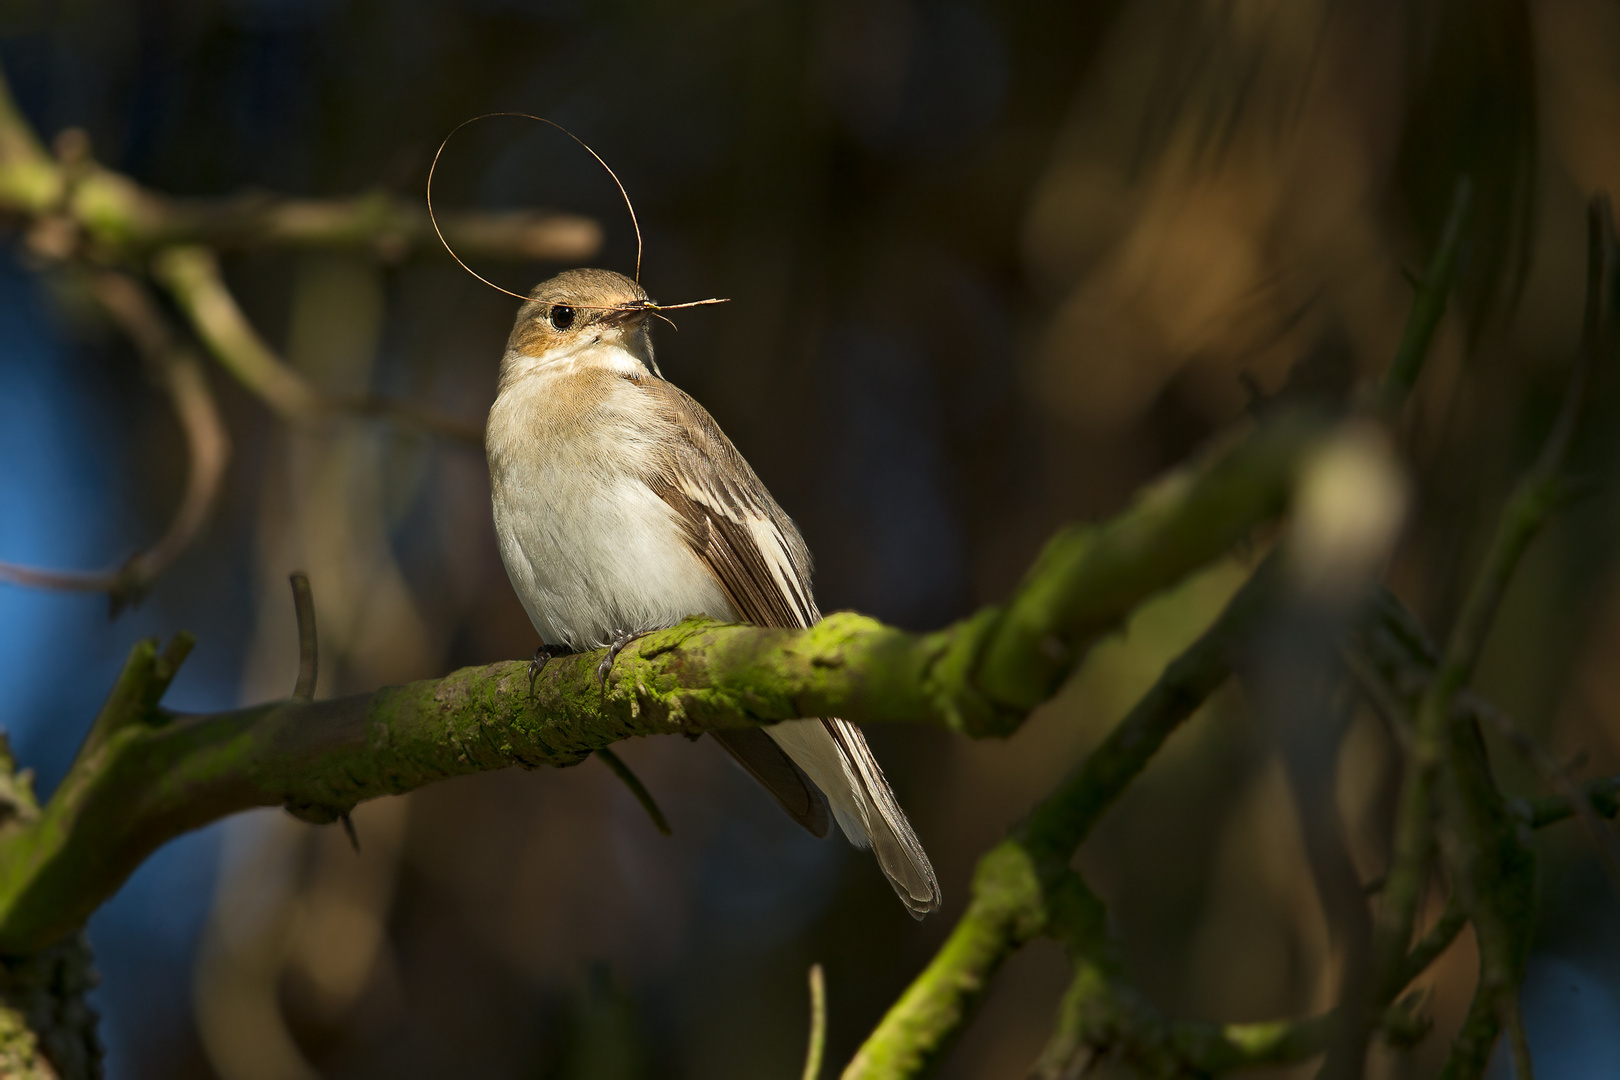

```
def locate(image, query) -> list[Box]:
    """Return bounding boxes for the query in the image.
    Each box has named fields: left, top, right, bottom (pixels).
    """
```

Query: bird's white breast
left=486, top=351, right=736, bottom=650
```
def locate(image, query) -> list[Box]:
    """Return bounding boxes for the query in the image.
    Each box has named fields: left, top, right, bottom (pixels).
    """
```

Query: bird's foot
left=527, top=643, right=572, bottom=700
left=596, top=629, right=643, bottom=688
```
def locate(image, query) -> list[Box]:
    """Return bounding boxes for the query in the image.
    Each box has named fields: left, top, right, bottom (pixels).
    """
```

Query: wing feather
left=633, top=376, right=941, bottom=917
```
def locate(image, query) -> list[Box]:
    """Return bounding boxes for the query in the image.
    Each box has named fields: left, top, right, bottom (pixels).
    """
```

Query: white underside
left=495, top=467, right=736, bottom=650
left=487, top=349, right=879, bottom=853
left=490, top=346, right=736, bottom=650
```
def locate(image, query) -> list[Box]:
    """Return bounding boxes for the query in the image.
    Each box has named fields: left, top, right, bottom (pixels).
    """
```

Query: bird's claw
left=595, top=629, right=640, bottom=688
left=527, top=645, right=554, bottom=700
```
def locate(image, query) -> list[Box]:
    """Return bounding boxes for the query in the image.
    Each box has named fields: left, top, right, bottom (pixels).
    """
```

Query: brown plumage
left=486, top=268, right=940, bottom=917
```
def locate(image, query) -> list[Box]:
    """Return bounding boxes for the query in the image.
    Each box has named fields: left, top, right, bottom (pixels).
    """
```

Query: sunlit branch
left=0, top=406, right=1327, bottom=954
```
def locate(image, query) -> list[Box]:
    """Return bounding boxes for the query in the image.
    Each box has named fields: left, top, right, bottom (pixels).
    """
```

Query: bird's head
left=503, top=268, right=659, bottom=380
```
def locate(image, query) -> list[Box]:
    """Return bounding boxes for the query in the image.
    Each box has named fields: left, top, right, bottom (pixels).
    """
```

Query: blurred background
left=3, top=0, right=1620, bottom=1077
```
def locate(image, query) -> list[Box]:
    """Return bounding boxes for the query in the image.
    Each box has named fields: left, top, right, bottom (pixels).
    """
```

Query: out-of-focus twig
left=1504, top=993, right=1536, bottom=1080
left=1372, top=195, right=1610, bottom=1017
left=151, top=246, right=320, bottom=417
left=802, top=963, right=827, bottom=1080
left=0, top=69, right=598, bottom=265
left=1399, top=892, right=1468, bottom=990
left=289, top=573, right=318, bottom=703
left=1525, top=775, right=1620, bottom=827
left=1378, top=177, right=1473, bottom=414
left=1462, top=690, right=1620, bottom=898
left=1028, top=868, right=1336, bottom=1078
left=1342, top=647, right=1415, bottom=750
left=152, top=246, right=484, bottom=446
left=594, top=748, right=671, bottom=837
left=1266, top=424, right=1409, bottom=1080
left=0, top=271, right=230, bottom=613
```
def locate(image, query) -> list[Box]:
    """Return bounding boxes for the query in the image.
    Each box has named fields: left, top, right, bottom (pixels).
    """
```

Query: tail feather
left=710, top=728, right=830, bottom=838
left=764, top=717, right=941, bottom=919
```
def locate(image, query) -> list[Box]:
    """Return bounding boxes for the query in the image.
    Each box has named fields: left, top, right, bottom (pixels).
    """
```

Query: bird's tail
left=765, top=717, right=941, bottom=919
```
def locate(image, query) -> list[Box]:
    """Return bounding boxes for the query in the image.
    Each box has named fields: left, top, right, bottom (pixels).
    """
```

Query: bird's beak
left=602, top=302, right=653, bottom=327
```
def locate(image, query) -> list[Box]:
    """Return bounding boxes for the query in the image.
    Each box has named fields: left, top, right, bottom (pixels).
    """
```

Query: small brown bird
left=485, top=268, right=940, bottom=917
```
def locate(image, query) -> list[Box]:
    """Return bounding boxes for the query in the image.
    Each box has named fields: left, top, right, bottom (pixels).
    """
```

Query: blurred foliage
left=3, top=0, right=1620, bottom=1077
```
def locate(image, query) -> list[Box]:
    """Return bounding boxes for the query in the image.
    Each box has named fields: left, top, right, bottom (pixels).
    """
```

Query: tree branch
left=0, top=271, right=229, bottom=613
left=1378, top=177, right=1473, bottom=414
left=1371, top=195, right=1611, bottom=1036
left=0, top=69, right=598, bottom=265
left=0, top=406, right=1327, bottom=955
left=843, top=555, right=1283, bottom=1080
left=843, top=178, right=1501, bottom=1078
left=1028, top=869, right=1335, bottom=1079
left=970, top=413, right=1319, bottom=716
left=151, top=245, right=484, bottom=446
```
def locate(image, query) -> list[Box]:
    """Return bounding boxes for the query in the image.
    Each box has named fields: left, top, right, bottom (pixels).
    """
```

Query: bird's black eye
left=548, top=304, right=576, bottom=331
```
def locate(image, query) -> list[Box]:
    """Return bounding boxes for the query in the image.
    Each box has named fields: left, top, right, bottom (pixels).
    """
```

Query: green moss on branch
left=843, top=553, right=1281, bottom=1080
left=0, top=404, right=1327, bottom=958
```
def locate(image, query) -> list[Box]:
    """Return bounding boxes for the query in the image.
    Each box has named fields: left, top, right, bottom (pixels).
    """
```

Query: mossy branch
left=0, top=406, right=1329, bottom=956
left=841, top=179, right=1519, bottom=1079
left=842, top=553, right=1282, bottom=1079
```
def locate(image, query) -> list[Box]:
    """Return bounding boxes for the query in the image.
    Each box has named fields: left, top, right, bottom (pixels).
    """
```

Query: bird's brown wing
left=633, top=376, right=940, bottom=917
left=629, top=380, right=827, bottom=837
left=705, top=727, right=829, bottom=836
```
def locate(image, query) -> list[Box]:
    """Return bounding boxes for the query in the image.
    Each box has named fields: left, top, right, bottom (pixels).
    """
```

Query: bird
left=484, top=267, right=940, bottom=918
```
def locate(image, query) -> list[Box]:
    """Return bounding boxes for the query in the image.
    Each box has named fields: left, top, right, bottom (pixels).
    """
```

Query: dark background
left=3, top=0, right=1620, bottom=1077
